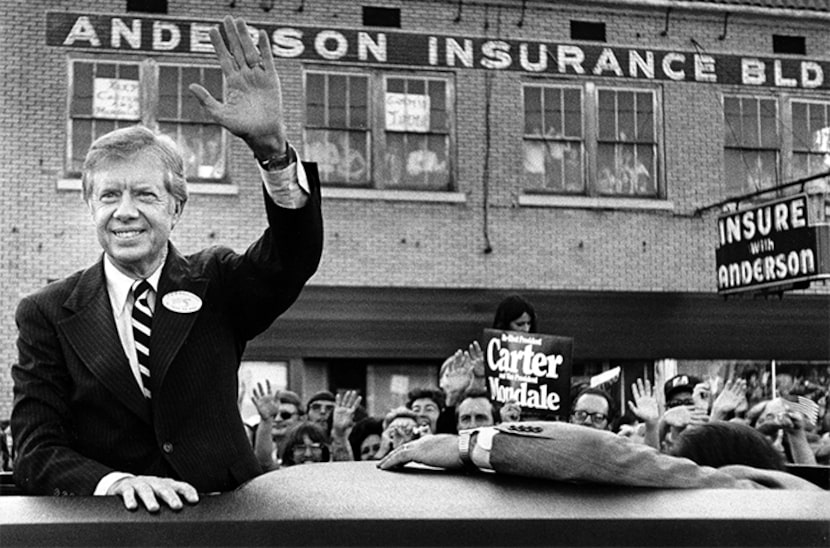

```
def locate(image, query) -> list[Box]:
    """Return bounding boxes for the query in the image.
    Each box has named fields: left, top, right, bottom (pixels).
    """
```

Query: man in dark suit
left=11, top=16, right=322, bottom=512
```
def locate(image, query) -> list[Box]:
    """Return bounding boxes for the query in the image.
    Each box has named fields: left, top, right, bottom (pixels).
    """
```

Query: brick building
left=2, top=0, right=829, bottom=422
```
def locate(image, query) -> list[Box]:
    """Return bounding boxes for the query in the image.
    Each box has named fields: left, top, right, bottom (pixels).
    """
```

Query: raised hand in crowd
left=692, top=381, right=712, bottom=415
left=251, top=380, right=280, bottom=421
left=779, top=407, right=817, bottom=465
left=439, top=349, right=474, bottom=407
left=710, top=378, right=748, bottom=422
left=627, top=378, right=660, bottom=449
left=331, top=390, right=362, bottom=461
left=499, top=399, right=522, bottom=423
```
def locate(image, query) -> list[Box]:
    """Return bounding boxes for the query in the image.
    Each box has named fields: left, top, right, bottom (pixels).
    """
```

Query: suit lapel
left=59, top=258, right=152, bottom=424
left=151, top=245, right=208, bottom=390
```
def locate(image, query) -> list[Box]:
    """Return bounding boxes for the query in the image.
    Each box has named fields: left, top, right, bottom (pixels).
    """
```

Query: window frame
left=64, top=54, right=230, bottom=187
left=521, top=79, right=665, bottom=200
left=302, top=65, right=456, bottom=192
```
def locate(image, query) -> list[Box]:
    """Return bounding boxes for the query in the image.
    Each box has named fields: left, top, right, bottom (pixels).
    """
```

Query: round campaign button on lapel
left=161, top=291, right=202, bottom=314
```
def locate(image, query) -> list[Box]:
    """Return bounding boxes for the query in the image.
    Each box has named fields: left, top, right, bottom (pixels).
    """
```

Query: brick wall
left=1, top=0, right=828, bottom=416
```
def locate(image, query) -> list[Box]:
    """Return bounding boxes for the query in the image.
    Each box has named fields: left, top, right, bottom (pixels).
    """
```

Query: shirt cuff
left=470, top=426, right=497, bottom=471
left=258, top=144, right=310, bottom=209
left=94, top=471, right=134, bottom=496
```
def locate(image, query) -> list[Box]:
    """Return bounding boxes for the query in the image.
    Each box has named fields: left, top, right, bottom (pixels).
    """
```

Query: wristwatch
left=257, top=142, right=292, bottom=171
left=457, top=429, right=478, bottom=471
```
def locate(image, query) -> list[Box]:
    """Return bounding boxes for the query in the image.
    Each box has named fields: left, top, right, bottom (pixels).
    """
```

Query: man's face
left=410, top=397, right=440, bottom=434
left=457, top=397, right=494, bottom=431
left=569, top=394, right=610, bottom=430
left=666, top=389, right=694, bottom=409
left=88, top=152, right=180, bottom=279
left=271, top=402, right=300, bottom=438
left=307, top=400, right=335, bottom=429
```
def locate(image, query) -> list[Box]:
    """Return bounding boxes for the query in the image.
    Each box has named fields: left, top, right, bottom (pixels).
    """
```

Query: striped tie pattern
left=132, top=280, right=153, bottom=399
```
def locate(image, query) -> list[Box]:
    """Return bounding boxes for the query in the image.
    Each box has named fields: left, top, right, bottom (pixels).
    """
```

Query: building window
left=723, top=95, right=779, bottom=194
left=523, top=83, right=659, bottom=198
left=68, top=58, right=226, bottom=182
left=523, top=85, right=584, bottom=193
left=303, top=69, right=453, bottom=191
left=791, top=99, right=830, bottom=181
left=304, top=71, right=370, bottom=186
left=382, top=76, right=450, bottom=190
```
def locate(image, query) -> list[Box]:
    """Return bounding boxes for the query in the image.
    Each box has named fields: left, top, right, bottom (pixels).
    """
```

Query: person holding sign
left=11, top=16, right=322, bottom=511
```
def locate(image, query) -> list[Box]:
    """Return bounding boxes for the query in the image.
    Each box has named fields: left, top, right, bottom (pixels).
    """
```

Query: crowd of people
left=239, top=295, right=830, bottom=475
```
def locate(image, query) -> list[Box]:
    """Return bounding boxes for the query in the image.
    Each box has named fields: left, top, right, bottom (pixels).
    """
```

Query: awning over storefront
left=245, top=286, right=830, bottom=361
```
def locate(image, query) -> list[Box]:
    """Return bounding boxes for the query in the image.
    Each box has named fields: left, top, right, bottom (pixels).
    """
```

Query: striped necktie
left=132, top=280, right=154, bottom=399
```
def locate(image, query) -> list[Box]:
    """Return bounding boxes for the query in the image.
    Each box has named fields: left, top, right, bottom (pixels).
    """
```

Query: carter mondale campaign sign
left=482, top=329, right=573, bottom=421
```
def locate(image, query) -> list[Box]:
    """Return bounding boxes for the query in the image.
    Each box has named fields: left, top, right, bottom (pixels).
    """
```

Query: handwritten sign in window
left=93, top=77, right=139, bottom=120
left=385, top=92, right=430, bottom=132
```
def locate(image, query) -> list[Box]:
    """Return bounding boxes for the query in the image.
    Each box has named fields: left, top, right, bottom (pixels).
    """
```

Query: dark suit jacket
left=12, top=166, right=323, bottom=496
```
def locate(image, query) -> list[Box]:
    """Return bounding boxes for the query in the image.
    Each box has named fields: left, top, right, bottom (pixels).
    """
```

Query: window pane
left=792, top=102, right=809, bottom=151
left=181, top=67, right=202, bottom=120
left=428, top=80, right=446, bottom=131
left=158, top=66, right=178, bottom=119
left=596, top=143, right=617, bottom=194
left=543, top=87, right=562, bottom=137
left=617, top=91, right=634, bottom=141
left=201, top=68, right=224, bottom=123
left=563, top=88, right=582, bottom=138
left=808, top=103, right=829, bottom=152
left=723, top=96, right=740, bottom=146
left=407, top=79, right=425, bottom=95
left=740, top=98, right=759, bottom=147
left=633, top=144, right=656, bottom=195
left=424, top=134, right=449, bottom=189
left=349, top=76, right=368, bottom=128
left=72, top=62, right=93, bottom=116
left=344, top=131, right=369, bottom=184
left=402, top=133, right=425, bottom=187
left=759, top=98, right=777, bottom=148
left=198, top=125, right=225, bottom=179
left=96, top=63, right=116, bottom=79
left=524, top=86, right=542, bottom=135
left=523, top=141, right=546, bottom=190
left=329, top=75, right=347, bottom=128
left=384, top=132, right=406, bottom=187
left=562, top=143, right=583, bottom=192
left=636, top=92, right=654, bottom=142
left=180, top=124, right=201, bottom=178
left=598, top=90, right=616, bottom=141
left=387, top=78, right=404, bottom=93
left=544, top=141, right=565, bottom=191
left=119, top=64, right=139, bottom=80
left=71, top=119, right=93, bottom=173
left=306, top=73, right=325, bottom=126
left=725, top=149, right=778, bottom=194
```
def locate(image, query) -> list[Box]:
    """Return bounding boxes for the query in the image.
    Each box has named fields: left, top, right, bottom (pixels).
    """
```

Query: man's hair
left=571, top=387, right=617, bottom=421
left=671, top=421, right=786, bottom=471
left=280, top=421, right=331, bottom=466
left=406, top=387, right=445, bottom=410
left=81, top=125, right=188, bottom=208
left=455, top=388, right=497, bottom=422
left=277, top=390, right=303, bottom=412
left=492, top=295, right=537, bottom=332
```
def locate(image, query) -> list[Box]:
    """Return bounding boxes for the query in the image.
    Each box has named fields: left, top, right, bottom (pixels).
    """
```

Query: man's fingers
left=189, top=83, right=222, bottom=114
left=258, top=29, right=276, bottom=73
left=377, top=444, right=411, bottom=470
left=117, top=484, right=139, bottom=511
left=208, top=23, right=236, bottom=74
left=235, top=18, right=261, bottom=67
left=222, top=17, right=247, bottom=67
left=133, top=483, right=161, bottom=513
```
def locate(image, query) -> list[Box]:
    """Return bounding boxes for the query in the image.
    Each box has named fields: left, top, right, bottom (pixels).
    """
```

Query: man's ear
left=171, top=201, right=185, bottom=227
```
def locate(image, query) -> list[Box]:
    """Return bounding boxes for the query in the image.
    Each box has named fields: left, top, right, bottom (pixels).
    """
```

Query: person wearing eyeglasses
left=281, top=422, right=331, bottom=466
left=250, top=385, right=303, bottom=471
left=569, top=387, right=616, bottom=431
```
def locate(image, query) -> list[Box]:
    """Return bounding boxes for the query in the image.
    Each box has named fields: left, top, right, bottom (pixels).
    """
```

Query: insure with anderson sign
left=717, top=196, right=816, bottom=292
